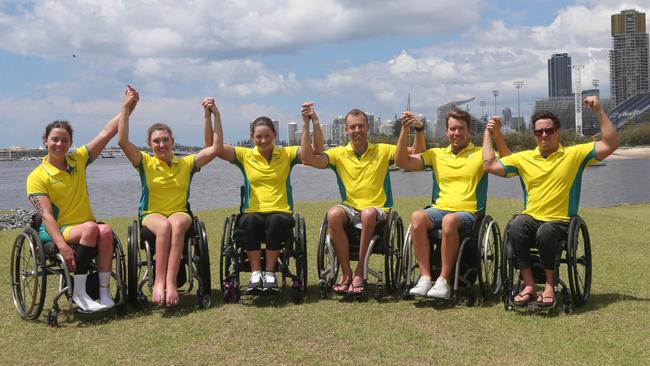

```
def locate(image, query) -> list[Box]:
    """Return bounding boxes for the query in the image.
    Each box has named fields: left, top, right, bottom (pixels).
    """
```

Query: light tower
left=492, top=90, right=499, bottom=115
left=572, top=64, right=584, bottom=136
left=513, top=80, right=524, bottom=129
left=480, top=100, right=487, bottom=119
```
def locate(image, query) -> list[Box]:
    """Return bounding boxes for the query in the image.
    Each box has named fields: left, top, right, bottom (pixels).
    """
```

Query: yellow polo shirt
left=231, top=145, right=300, bottom=214
left=325, top=143, right=396, bottom=211
left=26, top=145, right=96, bottom=227
left=421, top=143, right=486, bottom=213
left=136, top=152, right=198, bottom=217
left=498, top=142, right=600, bottom=222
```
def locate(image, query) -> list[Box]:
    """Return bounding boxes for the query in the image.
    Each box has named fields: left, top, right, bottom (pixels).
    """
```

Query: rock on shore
left=0, top=208, right=36, bottom=231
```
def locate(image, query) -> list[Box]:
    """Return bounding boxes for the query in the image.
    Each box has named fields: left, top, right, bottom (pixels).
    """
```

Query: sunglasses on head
left=533, top=127, right=557, bottom=137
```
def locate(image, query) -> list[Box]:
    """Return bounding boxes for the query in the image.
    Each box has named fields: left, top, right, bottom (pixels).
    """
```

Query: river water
left=2, top=157, right=649, bottom=219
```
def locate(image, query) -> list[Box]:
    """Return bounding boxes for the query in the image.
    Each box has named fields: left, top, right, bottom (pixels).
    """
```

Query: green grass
left=1, top=198, right=649, bottom=365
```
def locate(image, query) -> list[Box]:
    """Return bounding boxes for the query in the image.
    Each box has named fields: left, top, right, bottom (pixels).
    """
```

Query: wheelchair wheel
left=292, top=214, right=308, bottom=304
left=316, top=216, right=337, bottom=298
left=567, top=216, right=591, bottom=307
left=10, top=227, right=47, bottom=320
left=398, top=227, right=417, bottom=299
left=195, top=219, right=212, bottom=309
left=501, top=230, right=521, bottom=311
left=110, top=231, right=127, bottom=313
left=383, top=210, right=404, bottom=293
left=127, top=221, right=142, bottom=305
left=477, top=215, right=501, bottom=298
left=220, top=214, right=240, bottom=303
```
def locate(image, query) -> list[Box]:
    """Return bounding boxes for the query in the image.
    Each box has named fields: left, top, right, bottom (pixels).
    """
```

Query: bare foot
left=333, top=274, right=352, bottom=294
left=165, top=286, right=179, bottom=307
left=152, top=283, right=165, bottom=305
left=513, top=285, right=536, bottom=304
left=348, top=275, right=364, bottom=294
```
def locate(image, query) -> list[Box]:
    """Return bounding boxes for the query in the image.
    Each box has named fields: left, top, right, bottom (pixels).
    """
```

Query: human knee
left=441, top=214, right=461, bottom=233
left=79, top=222, right=100, bottom=245
left=98, top=224, right=113, bottom=241
left=327, top=207, right=347, bottom=227
left=360, top=208, right=377, bottom=225
left=410, top=210, right=430, bottom=232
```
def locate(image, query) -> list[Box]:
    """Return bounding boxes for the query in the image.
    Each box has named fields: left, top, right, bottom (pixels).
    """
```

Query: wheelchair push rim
left=10, top=228, right=47, bottom=320
left=567, top=216, right=592, bottom=306
left=220, top=214, right=240, bottom=302
left=383, top=210, right=404, bottom=293
left=195, top=218, right=212, bottom=308
left=477, top=215, right=501, bottom=298
left=316, top=216, right=338, bottom=297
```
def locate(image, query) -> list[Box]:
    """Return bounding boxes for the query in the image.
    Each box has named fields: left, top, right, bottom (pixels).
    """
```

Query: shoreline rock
left=0, top=208, right=36, bottom=231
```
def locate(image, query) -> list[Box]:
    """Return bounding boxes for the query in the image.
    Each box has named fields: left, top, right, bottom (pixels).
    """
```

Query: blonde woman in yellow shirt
left=118, top=88, right=223, bottom=306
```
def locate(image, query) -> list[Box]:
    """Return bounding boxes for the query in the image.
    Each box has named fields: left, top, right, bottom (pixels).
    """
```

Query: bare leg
left=327, top=207, right=352, bottom=291
left=265, top=250, right=280, bottom=272
left=143, top=214, right=171, bottom=305
left=439, top=214, right=462, bottom=281
left=514, top=267, right=536, bottom=303
left=410, top=210, right=434, bottom=279
left=539, top=269, right=555, bottom=305
left=247, top=250, right=262, bottom=272
left=165, top=213, right=192, bottom=306
left=96, top=224, right=114, bottom=272
left=352, top=208, right=377, bottom=292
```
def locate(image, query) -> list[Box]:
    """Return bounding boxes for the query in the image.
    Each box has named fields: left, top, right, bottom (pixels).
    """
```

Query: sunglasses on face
left=534, top=127, right=557, bottom=137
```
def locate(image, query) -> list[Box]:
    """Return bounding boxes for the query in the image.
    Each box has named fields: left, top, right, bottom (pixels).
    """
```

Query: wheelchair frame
left=127, top=212, right=212, bottom=311
left=316, top=208, right=404, bottom=301
left=10, top=215, right=127, bottom=326
left=501, top=215, right=592, bottom=314
left=399, top=210, right=502, bottom=305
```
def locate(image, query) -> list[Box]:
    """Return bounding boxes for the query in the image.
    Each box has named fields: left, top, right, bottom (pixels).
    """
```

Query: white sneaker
left=73, top=274, right=107, bottom=312
left=249, top=271, right=263, bottom=289
left=409, top=276, right=433, bottom=296
left=427, top=277, right=451, bottom=299
left=263, top=272, right=278, bottom=291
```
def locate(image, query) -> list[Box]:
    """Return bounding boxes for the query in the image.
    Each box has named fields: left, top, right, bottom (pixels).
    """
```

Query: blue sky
left=0, top=0, right=647, bottom=147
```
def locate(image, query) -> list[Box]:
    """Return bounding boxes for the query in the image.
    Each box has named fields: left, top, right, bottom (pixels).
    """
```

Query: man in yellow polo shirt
left=395, top=108, right=510, bottom=298
left=483, top=96, right=618, bottom=307
left=300, top=104, right=424, bottom=297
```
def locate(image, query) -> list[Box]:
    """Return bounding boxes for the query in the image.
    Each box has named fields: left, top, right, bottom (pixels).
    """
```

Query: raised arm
left=300, top=102, right=329, bottom=168
left=482, top=116, right=507, bottom=176
left=195, top=97, right=224, bottom=168
left=117, top=85, right=143, bottom=166
left=202, top=98, right=235, bottom=162
left=395, top=111, right=425, bottom=171
left=86, top=112, right=120, bottom=161
left=29, top=194, right=76, bottom=272
left=301, top=101, right=324, bottom=153
left=585, top=96, right=619, bottom=160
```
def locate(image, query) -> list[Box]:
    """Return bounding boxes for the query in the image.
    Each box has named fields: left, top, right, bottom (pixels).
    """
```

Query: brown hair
left=531, top=111, right=561, bottom=131
left=445, top=107, right=471, bottom=129
left=147, top=123, right=173, bottom=144
left=250, top=116, right=276, bottom=134
left=344, top=109, right=368, bottom=125
left=43, top=120, right=73, bottom=141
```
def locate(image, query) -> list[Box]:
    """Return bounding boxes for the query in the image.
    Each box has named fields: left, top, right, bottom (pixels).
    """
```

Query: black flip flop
left=512, top=291, right=536, bottom=306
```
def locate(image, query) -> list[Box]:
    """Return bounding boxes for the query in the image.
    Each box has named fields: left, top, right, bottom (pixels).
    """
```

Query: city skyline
left=0, top=1, right=648, bottom=147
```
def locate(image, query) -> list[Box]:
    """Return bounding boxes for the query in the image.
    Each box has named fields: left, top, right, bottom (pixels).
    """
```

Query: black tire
left=316, top=215, right=337, bottom=295
left=567, top=216, right=592, bottom=307
left=220, top=215, right=239, bottom=301
left=219, top=215, right=232, bottom=292
left=501, top=229, right=521, bottom=311
left=477, top=215, right=501, bottom=299
left=127, top=221, right=141, bottom=305
left=294, top=215, right=308, bottom=293
left=399, top=227, right=417, bottom=299
left=10, top=228, right=47, bottom=320
left=111, top=231, right=127, bottom=310
left=383, top=210, right=404, bottom=293
left=196, top=219, right=212, bottom=301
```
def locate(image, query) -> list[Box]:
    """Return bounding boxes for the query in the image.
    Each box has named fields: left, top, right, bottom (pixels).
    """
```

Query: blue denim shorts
left=424, top=207, right=475, bottom=235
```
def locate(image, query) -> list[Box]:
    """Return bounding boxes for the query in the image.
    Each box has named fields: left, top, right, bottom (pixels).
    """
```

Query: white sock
left=98, top=272, right=115, bottom=308
left=73, top=274, right=107, bottom=312
left=264, top=272, right=276, bottom=282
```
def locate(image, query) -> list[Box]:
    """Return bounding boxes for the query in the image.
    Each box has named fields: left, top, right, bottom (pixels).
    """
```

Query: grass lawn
left=1, top=197, right=649, bottom=365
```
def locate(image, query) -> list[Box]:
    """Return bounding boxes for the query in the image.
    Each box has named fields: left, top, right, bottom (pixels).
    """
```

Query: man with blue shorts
left=395, top=108, right=509, bottom=298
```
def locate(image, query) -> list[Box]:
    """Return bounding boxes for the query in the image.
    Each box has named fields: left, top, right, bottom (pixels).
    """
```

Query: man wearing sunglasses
left=482, top=96, right=618, bottom=307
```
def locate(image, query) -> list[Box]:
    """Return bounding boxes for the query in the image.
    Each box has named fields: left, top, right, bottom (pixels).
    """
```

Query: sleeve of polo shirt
left=77, top=145, right=93, bottom=166
left=136, top=151, right=150, bottom=170
left=498, top=153, right=521, bottom=178
left=324, top=147, right=339, bottom=168
left=185, top=154, right=199, bottom=173
left=420, top=148, right=434, bottom=169
left=576, top=141, right=600, bottom=166
left=26, top=171, right=49, bottom=197
left=286, top=146, right=300, bottom=165
left=384, top=144, right=396, bottom=164
left=231, top=146, right=248, bottom=165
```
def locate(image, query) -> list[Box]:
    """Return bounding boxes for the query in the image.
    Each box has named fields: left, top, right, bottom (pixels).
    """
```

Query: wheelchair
left=220, top=188, right=308, bottom=304
left=501, top=215, right=592, bottom=314
left=127, top=210, right=211, bottom=311
left=399, top=209, right=502, bottom=305
left=10, top=215, right=126, bottom=327
left=316, top=208, right=404, bottom=301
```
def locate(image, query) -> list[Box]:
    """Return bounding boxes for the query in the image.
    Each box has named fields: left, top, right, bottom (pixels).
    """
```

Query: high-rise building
left=502, top=107, right=513, bottom=130
left=287, top=122, right=297, bottom=145
left=610, top=9, right=649, bottom=105
left=548, top=53, right=573, bottom=98
left=367, top=113, right=376, bottom=135
left=332, top=116, right=347, bottom=145
left=320, top=123, right=333, bottom=144
left=272, top=120, right=280, bottom=144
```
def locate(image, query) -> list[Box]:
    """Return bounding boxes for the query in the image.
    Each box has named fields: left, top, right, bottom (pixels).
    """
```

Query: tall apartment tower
left=548, top=53, right=572, bottom=98
left=610, top=9, right=649, bottom=104
left=287, top=122, right=297, bottom=145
